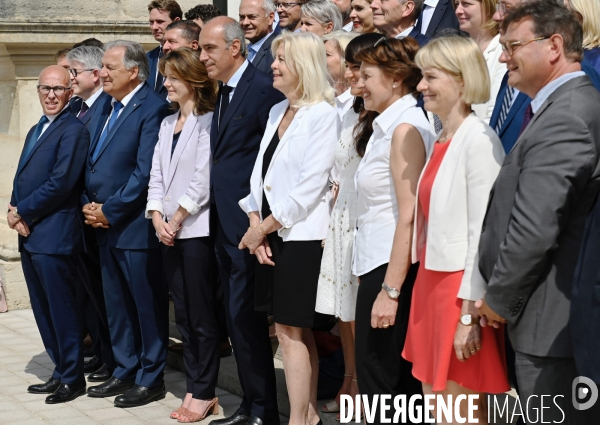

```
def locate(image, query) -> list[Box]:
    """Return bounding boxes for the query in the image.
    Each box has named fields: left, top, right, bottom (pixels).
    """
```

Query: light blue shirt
left=225, top=60, right=249, bottom=101
left=531, top=71, right=585, bottom=113
left=248, top=32, right=272, bottom=63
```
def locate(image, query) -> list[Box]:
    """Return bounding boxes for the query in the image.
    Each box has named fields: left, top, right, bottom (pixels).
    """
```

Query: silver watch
left=381, top=282, right=400, bottom=299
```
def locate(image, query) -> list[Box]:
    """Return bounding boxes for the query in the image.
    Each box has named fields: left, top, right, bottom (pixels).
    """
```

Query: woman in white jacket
left=145, top=48, right=220, bottom=423
left=401, top=36, right=509, bottom=424
left=238, top=32, right=339, bottom=425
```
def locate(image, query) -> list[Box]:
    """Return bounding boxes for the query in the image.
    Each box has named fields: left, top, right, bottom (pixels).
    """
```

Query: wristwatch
left=460, top=313, right=475, bottom=326
left=12, top=208, right=21, bottom=220
left=381, top=282, right=400, bottom=299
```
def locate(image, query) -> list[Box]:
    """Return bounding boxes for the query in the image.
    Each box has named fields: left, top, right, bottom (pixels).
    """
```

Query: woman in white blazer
left=145, top=48, right=220, bottom=423
left=401, top=37, right=509, bottom=423
left=238, top=32, right=339, bottom=425
left=454, top=0, right=507, bottom=123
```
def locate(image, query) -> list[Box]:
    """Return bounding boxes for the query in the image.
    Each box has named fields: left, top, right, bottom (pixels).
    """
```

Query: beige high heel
left=177, top=398, right=219, bottom=423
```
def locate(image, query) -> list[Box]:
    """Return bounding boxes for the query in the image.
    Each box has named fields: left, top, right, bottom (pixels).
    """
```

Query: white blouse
left=352, top=94, right=435, bottom=276
left=471, top=34, right=507, bottom=123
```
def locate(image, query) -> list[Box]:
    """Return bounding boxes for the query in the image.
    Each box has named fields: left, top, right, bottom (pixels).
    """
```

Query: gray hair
left=223, top=19, right=248, bottom=57
left=104, top=40, right=149, bottom=82
left=301, top=0, right=343, bottom=32
left=262, top=0, right=277, bottom=14
left=66, top=46, right=104, bottom=70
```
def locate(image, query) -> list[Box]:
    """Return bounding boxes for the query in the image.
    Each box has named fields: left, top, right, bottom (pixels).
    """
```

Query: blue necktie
left=93, top=101, right=123, bottom=160
left=495, top=87, right=514, bottom=133
left=19, top=115, right=49, bottom=167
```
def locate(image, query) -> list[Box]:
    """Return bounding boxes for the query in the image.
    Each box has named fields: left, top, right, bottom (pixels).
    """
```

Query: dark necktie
left=218, top=85, right=233, bottom=128
left=519, top=104, right=534, bottom=136
left=19, top=115, right=49, bottom=167
left=92, top=101, right=123, bottom=160
left=78, top=102, right=90, bottom=120
left=155, top=47, right=165, bottom=91
left=495, top=87, right=514, bottom=133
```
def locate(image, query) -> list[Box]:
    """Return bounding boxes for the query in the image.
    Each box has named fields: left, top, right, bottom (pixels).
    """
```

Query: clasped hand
left=239, top=225, right=275, bottom=266
left=7, top=204, right=30, bottom=237
left=151, top=212, right=180, bottom=246
left=475, top=291, right=507, bottom=328
left=82, top=203, right=110, bottom=228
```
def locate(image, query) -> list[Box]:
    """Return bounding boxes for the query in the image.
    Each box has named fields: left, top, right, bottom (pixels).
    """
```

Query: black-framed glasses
left=275, top=2, right=304, bottom=10
left=373, top=37, right=401, bottom=60
left=36, top=85, right=72, bottom=95
left=500, top=36, right=550, bottom=56
left=68, top=68, right=95, bottom=77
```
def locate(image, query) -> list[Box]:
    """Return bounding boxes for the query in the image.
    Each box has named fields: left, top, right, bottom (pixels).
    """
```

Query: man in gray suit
left=476, top=2, right=600, bottom=423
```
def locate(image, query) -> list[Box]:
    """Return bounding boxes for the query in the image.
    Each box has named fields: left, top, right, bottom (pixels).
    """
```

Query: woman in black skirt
left=238, top=32, right=339, bottom=425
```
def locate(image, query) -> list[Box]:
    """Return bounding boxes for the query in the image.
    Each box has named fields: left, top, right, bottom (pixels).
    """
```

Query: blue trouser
left=21, top=250, right=84, bottom=384
left=99, top=245, right=168, bottom=388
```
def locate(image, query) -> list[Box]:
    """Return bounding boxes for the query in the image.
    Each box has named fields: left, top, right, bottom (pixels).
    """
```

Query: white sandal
left=321, top=400, right=340, bottom=413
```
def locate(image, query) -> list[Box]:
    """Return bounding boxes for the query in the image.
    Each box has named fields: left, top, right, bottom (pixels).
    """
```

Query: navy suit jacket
left=415, top=0, right=459, bottom=37
left=84, top=82, right=170, bottom=250
left=70, top=91, right=112, bottom=131
left=407, top=27, right=430, bottom=46
left=11, top=108, right=90, bottom=255
left=210, top=63, right=285, bottom=245
left=251, top=26, right=281, bottom=77
left=146, top=46, right=168, bottom=98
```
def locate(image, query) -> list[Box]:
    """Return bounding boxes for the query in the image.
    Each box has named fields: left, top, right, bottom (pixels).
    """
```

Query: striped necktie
left=495, top=87, right=514, bottom=133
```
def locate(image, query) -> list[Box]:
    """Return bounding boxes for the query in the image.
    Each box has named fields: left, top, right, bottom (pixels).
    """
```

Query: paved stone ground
left=0, top=309, right=261, bottom=425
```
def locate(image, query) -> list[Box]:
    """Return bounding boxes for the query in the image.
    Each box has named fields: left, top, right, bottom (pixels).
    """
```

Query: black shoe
left=114, top=383, right=166, bottom=407
left=87, top=376, right=135, bottom=397
left=84, top=356, right=102, bottom=373
left=87, top=365, right=114, bottom=382
left=220, top=341, right=233, bottom=358
left=209, top=408, right=250, bottom=425
left=247, top=416, right=281, bottom=425
left=45, top=381, right=86, bottom=404
left=28, top=378, right=61, bottom=394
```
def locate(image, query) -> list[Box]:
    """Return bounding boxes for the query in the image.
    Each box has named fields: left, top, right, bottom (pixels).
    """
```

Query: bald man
left=8, top=65, right=90, bottom=403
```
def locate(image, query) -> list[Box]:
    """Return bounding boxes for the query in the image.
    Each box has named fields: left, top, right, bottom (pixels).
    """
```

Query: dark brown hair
left=147, top=0, right=183, bottom=20
left=501, top=0, right=583, bottom=61
left=159, top=48, right=217, bottom=115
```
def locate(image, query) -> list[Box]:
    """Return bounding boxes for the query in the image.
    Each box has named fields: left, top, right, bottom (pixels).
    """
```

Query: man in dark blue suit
left=240, top=0, right=281, bottom=77
left=371, top=0, right=430, bottom=45
left=8, top=65, right=90, bottom=403
left=199, top=17, right=284, bottom=425
left=146, top=0, right=182, bottom=97
left=82, top=40, right=170, bottom=407
left=414, top=0, right=459, bottom=37
left=65, top=45, right=116, bottom=384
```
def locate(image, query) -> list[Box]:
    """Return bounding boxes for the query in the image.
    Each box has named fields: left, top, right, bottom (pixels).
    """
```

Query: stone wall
left=0, top=0, right=244, bottom=309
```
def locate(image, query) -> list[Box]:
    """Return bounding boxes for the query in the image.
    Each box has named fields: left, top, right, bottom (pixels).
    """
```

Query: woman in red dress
left=402, top=36, right=510, bottom=424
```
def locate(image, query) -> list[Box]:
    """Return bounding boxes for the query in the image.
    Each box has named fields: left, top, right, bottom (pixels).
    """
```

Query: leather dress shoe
left=28, top=378, right=61, bottom=394
left=87, top=376, right=135, bottom=397
left=45, top=381, right=86, bottom=404
left=209, top=408, right=249, bottom=425
left=114, top=383, right=166, bottom=407
left=87, top=365, right=114, bottom=382
left=84, top=355, right=102, bottom=373
left=247, top=416, right=281, bottom=425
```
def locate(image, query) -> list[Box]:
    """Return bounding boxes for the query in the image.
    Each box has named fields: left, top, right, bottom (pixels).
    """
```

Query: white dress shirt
left=334, top=89, right=354, bottom=121
left=395, top=25, right=415, bottom=39
left=352, top=94, right=435, bottom=276
left=420, top=0, right=439, bottom=35
left=78, top=88, right=104, bottom=116
left=101, top=82, right=144, bottom=134
left=342, top=21, right=353, bottom=32
left=40, top=105, right=70, bottom=137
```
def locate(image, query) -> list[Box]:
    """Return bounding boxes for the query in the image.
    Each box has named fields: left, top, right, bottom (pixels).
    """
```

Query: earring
left=392, top=84, right=396, bottom=88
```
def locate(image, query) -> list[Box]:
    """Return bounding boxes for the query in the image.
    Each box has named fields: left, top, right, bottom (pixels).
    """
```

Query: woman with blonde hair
left=402, top=36, right=509, bottom=424
left=146, top=47, right=220, bottom=423
left=565, top=0, right=600, bottom=73
left=238, top=32, right=339, bottom=425
left=349, top=0, right=375, bottom=33
left=300, top=0, right=343, bottom=37
left=322, top=31, right=359, bottom=117
left=454, top=0, right=505, bottom=122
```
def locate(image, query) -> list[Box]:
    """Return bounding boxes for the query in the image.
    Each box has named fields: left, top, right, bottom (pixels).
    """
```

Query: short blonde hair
left=415, top=36, right=489, bottom=106
left=567, top=0, right=600, bottom=49
left=322, top=31, right=359, bottom=79
left=271, top=32, right=335, bottom=108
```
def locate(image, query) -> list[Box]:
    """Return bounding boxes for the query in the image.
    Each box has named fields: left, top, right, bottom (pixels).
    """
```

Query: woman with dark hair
left=316, top=32, right=382, bottom=418
left=146, top=47, right=220, bottom=423
left=352, top=37, right=435, bottom=424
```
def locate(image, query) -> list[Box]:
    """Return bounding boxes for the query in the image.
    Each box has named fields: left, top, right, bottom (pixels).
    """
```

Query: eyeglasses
left=500, top=36, right=550, bottom=56
left=68, top=68, right=95, bottom=77
left=495, top=3, right=510, bottom=15
left=373, top=37, right=401, bottom=60
left=36, top=85, right=72, bottom=95
left=275, top=2, right=304, bottom=10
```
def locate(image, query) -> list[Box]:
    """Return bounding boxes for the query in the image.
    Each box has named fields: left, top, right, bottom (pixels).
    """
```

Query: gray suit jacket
left=478, top=75, right=600, bottom=358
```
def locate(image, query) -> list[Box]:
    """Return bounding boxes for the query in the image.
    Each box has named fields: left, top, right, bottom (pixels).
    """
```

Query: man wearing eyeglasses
left=476, top=2, right=600, bottom=422
left=65, top=45, right=116, bottom=385
left=276, top=1, right=305, bottom=31
left=8, top=65, right=90, bottom=403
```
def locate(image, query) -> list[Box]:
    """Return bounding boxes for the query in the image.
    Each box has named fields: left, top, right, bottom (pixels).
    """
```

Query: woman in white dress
left=316, top=33, right=384, bottom=417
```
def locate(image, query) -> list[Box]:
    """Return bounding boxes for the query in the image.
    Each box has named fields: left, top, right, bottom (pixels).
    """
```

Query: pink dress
left=402, top=140, right=510, bottom=393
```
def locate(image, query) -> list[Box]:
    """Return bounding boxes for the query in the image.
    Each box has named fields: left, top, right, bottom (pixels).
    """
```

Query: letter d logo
left=572, top=376, right=598, bottom=411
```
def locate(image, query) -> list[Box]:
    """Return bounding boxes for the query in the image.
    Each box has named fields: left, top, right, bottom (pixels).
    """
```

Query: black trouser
left=355, top=263, right=422, bottom=425
left=162, top=237, right=220, bottom=399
